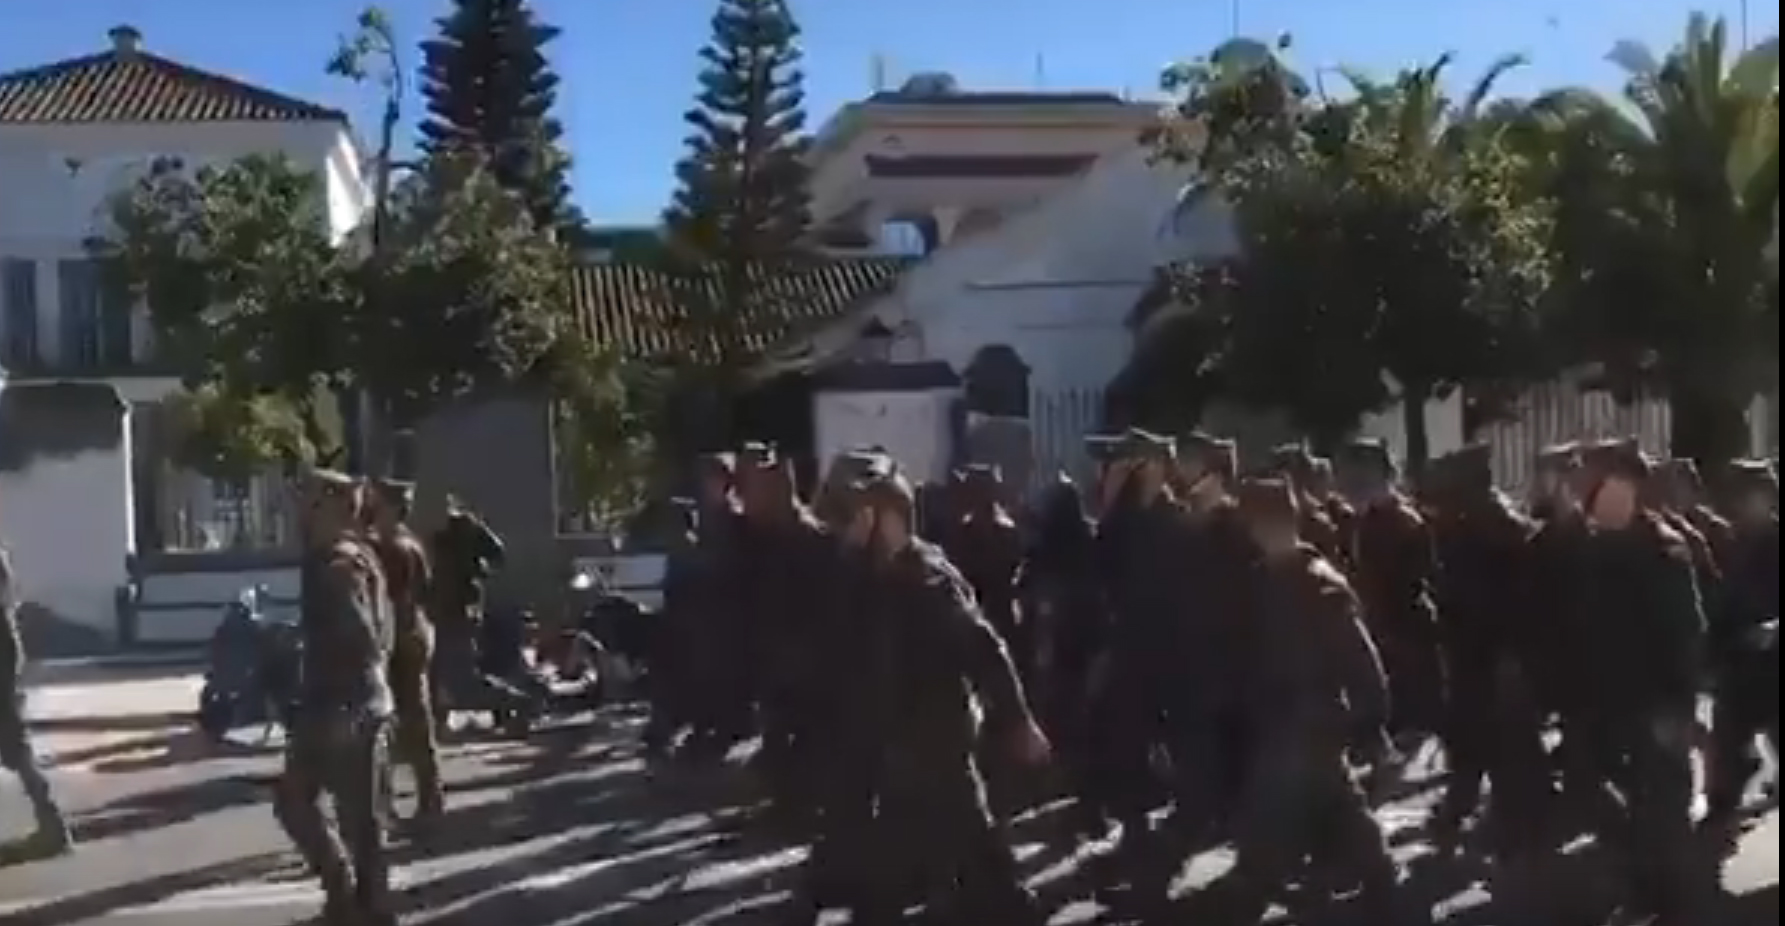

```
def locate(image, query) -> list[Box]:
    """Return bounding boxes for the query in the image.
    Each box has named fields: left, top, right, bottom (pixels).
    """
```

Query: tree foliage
left=93, top=151, right=578, bottom=477
left=664, top=0, right=813, bottom=271
left=1146, top=42, right=1551, bottom=468
left=367, top=150, right=572, bottom=417
left=415, top=0, right=587, bottom=241
left=94, top=154, right=354, bottom=470
left=1525, top=14, right=1778, bottom=468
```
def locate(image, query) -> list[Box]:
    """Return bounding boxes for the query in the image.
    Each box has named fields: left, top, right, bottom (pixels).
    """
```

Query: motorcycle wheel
left=196, top=686, right=238, bottom=744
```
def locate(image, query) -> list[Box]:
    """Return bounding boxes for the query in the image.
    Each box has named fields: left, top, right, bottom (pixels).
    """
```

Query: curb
left=23, top=650, right=205, bottom=687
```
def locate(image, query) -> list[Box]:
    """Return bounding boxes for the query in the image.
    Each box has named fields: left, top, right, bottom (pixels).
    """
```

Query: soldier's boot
left=18, top=765, right=74, bottom=856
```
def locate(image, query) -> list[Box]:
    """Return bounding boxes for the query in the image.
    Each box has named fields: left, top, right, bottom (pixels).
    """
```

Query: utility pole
left=1230, top=0, right=1240, bottom=36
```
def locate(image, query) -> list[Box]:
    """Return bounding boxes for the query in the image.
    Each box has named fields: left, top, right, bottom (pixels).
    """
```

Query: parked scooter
left=567, top=566, right=655, bottom=698
left=196, top=585, right=300, bottom=744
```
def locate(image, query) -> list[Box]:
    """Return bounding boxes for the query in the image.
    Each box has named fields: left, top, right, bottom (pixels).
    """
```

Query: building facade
left=0, top=26, right=368, bottom=649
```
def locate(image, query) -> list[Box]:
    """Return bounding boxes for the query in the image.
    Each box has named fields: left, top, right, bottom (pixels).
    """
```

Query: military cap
left=1083, top=432, right=1123, bottom=461
left=1337, top=437, right=1395, bottom=473
left=306, top=467, right=359, bottom=498
left=1115, top=427, right=1177, bottom=460
left=1432, top=442, right=1494, bottom=490
left=848, top=454, right=914, bottom=507
left=1660, top=457, right=1704, bottom=493
left=1234, top=476, right=1300, bottom=522
left=736, top=441, right=779, bottom=469
left=1726, top=458, right=1779, bottom=495
left=1269, top=442, right=1317, bottom=481
left=955, top=462, right=1003, bottom=485
left=1590, top=437, right=1652, bottom=482
left=832, top=449, right=891, bottom=482
left=1179, top=430, right=1239, bottom=477
left=371, top=477, right=414, bottom=507
left=1535, top=441, right=1581, bottom=472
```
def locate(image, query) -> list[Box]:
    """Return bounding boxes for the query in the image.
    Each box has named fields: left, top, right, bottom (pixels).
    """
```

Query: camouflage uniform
left=427, top=506, right=505, bottom=725
left=1424, top=445, right=1552, bottom=856
left=803, top=523, right=1044, bottom=925
left=275, top=472, right=397, bottom=926
left=735, top=443, right=835, bottom=824
left=1336, top=438, right=1446, bottom=742
left=1217, top=478, right=1420, bottom=924
left=0, top=546, right=72, bottom=857
left=1572, top=441, right=1713, bottom=924
left=1703, top=460, right=1779, bottom=838
left=369, top=479, right=443, bottom=820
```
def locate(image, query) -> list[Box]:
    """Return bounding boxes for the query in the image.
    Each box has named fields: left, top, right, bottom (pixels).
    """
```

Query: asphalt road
left=1, top=708, right=1777, bottom=926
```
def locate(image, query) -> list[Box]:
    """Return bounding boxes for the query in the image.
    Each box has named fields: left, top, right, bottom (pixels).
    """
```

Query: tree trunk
left=1668, top=386, right=1751, bottom=475
left=1402, top=384, right=1432, bottom=478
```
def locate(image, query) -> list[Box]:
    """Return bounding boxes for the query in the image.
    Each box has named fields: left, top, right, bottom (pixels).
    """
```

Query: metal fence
left=153, top=465, right=297, bottom=552
left=1030, top=387, right=1107, bottom=496
left=1475, top=382, right=1672, bottom=499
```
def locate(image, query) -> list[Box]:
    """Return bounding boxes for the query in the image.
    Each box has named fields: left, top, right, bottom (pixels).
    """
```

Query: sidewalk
left=22, top=650, right=205, bottom=689
left=22, top=672, right=204, bottom=772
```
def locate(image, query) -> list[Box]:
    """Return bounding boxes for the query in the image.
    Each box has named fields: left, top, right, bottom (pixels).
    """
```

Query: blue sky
left=4, top=1, right=1777, bottom=223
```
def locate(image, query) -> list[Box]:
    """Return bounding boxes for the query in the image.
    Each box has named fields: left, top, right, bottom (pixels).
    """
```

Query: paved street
left=0, top=674, right=1777, bottom=926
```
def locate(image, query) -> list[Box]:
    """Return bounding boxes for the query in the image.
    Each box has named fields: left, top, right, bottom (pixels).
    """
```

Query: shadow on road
left=69, top=773, right=270, bottom=843
left=0, top=852, right=288, bottom=926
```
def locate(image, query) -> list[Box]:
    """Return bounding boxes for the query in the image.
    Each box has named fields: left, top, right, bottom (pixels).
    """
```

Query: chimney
left=109, top=25, right=142, bottom=56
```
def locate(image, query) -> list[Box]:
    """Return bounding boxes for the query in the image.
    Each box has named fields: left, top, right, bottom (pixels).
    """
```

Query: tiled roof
left=570, top=258, right=912, bottom=361
left=867, top=91, right=1127, bottom=106
left=864, top=154, right=1098, bottom=178
left=0, top=49, right=345, bottom=124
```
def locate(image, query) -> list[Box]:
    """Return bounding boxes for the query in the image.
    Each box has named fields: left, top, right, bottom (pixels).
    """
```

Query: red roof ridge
left=0, top=47, right=346, bottom=124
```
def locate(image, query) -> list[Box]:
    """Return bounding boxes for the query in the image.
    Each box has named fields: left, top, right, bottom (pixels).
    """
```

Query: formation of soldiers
left=650, top=432, right=1779, bottom=926
left=1, top=429, right=1776, bottom=925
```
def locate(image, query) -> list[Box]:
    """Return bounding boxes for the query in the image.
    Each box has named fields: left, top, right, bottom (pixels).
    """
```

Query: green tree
left=95, top=152, right=587, bottom=475
left=1530, top=14, right=1778, bottom=469
left=1149, top=48, right=1551, bottom=468
left=658, top=0, right=814, bottom=453
left=663, top=0, right=812, bottom=273
left=416, top=0, right=587, bottom=241
left=365, top=149, right=572, bottom=422
left=94, top=154, right=354, bottom=472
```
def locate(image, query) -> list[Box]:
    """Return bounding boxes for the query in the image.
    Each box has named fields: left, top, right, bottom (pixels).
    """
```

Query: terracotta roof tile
left=571, top=258, right=912, bottom=361
left=0, top=50, right=344, bottom=124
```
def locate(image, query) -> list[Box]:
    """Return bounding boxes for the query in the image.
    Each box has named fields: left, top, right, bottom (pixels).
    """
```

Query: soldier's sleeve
left=1646, top=524, right=1708, bottom=704
left=407, top=537, right=434, bottom=604
left=0, top=548, right=20, bottom=683
left=1312, top=561, right=1391, bottom=729
left=924, top=560, right=1034, bottom=734
left=473, top=518, right=507, bottom=570
left=320, top=554, right=382, bottom=665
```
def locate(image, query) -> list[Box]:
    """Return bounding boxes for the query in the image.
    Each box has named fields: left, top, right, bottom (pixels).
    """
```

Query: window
left=57, top=259, right=134, bottom=368
left=153, top=465, right=295, bottom=552
left=1, top=259, right=39, bottom=368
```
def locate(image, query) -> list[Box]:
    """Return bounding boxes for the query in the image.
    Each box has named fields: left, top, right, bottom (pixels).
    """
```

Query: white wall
left=0, top=388, right=133, bottom=640
left=814, top=388, right=958, bottom=486
left=840, top=144, right=1223, bottom=394
left=132, top=563, right=300, bottom=645
left=0, top=119, right=366, bottom=366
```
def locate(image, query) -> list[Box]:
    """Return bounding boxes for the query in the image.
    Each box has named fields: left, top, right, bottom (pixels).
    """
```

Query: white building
left=0, top=25, right=368, bottom=648
left=775, top=73, right=1463, bottom=491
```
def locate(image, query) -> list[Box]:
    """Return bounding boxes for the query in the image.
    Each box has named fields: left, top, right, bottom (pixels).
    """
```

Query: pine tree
left=416, top=0, right=586, bottom=239
left=664, top=0, right=813, bottom=266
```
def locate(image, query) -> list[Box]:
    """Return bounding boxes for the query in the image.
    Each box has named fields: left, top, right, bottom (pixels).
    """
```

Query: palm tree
left=1531, top=14, right=1779, bottom=469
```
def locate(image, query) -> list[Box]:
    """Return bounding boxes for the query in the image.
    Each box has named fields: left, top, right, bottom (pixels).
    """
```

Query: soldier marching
left=2, top=432, right=1774, bottom=926
left=644, top=429, right=1775, bottom=926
